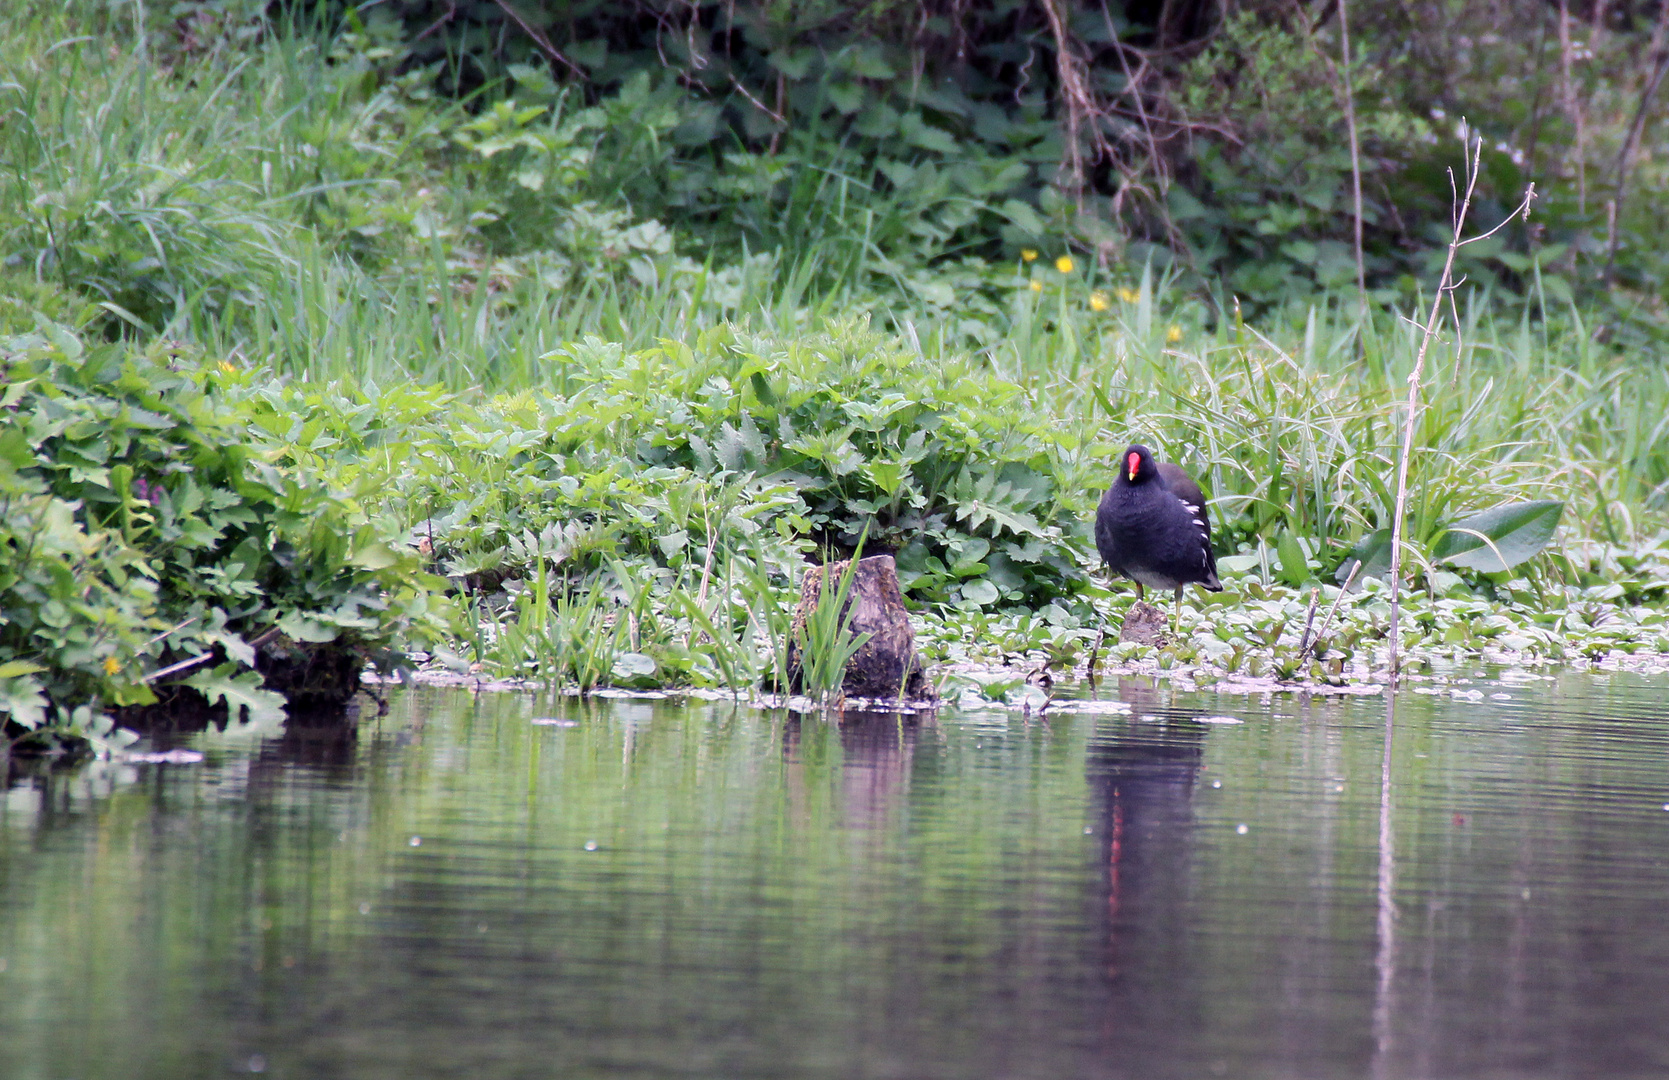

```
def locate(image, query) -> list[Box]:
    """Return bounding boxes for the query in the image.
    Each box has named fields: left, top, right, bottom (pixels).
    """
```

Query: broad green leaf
left=275, top=613, right=338, bottom=644
left=998, top=198, right=1046, bottom=236
left=349, top=542, right=400, bottom=570
left=203, top=629, right=258, bottom=665
left=844, top=44, right=896, bottom=80
left=1276, top=530, right=1309, bottom=586
left=1337, top=529, right=1392, bottom=585
left=0, top=675, right=49, bottom=729
left=951, top=536, right=991, bottom=573
left=900, top=112, right=959, bottom=154
left=766, top=48, right=815, bottom=79
left=827, top=81, right=867, bottom=115
left=864, top=459, right=905, bottom=496
left=184, top=664, right=287, bottom=726
left=1434, top=501, right=1565, bottom=573
left=0, top=659, right=49, bottom=679
left=612, top=652, right=657, bottom=678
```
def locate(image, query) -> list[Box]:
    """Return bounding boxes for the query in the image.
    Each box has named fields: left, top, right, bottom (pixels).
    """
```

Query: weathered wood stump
left=1119, top=600, right=1171, bottom=648
left=786, top=554, right=935, bottom=701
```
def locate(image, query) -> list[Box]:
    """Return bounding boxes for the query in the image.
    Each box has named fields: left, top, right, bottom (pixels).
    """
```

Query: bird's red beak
left=1127, top=450, right=1141, bottom=481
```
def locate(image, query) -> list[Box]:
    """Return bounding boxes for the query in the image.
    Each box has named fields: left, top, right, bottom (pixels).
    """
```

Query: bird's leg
left=1172, top=585, right=1183, bottom=616
left=1134, top=582, right=1145, bottom=603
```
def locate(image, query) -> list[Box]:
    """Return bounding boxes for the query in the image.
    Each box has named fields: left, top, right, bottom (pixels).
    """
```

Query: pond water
left=4, top=671, right=1669, bottom=1080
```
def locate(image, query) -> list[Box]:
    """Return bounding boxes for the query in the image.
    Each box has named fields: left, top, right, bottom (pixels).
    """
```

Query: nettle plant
left=0, top=325, right=454, bottom=742
left=542, top=318, right=1092, bottom=607
left=367, top=318, right=1092, bottom=609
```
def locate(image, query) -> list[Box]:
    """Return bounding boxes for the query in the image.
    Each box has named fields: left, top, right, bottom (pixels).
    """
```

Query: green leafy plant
left=1432, top=501, right=1566, bottom=574
left=0, top=323, right=455, bottom=735
left=1338, top=501, right=1566, bottom=584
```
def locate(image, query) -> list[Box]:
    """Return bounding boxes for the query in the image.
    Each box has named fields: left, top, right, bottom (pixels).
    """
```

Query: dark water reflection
left=3, top=672, right=1669, bottom=1079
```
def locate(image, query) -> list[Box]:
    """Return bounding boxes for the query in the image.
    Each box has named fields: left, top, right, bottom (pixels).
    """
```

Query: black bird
left=1095, top=444, right=1222, bottom=607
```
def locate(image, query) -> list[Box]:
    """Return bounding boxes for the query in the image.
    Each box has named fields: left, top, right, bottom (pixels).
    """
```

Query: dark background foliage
left=252, top=0, right=1669, bottom=324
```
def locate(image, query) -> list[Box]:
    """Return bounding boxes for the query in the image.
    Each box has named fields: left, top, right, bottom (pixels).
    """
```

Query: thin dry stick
left=728, top=73, right=785, bottom=125
left=1389, top=136, right=1480, bottom=680
left=415, top=0, right=459, bottom=43
left=1303, top=559, right=1361, bottom=664
left=1605, top=0, right=1669, bottom=279
left=1290, top=0, right=1365, bottom=311
left=491, top=0, right=587, bottom=81
left=1387, top=136, right=1535, bottom=679
left=142, top=626, right=283, bottom=684
left=1556, top=0, right=1588, bottom=213
left=1336, top=0, right=1367, bottom=311
left=1038, top=0, right=1109, bottom=199
left=696, top=498, right=718, bottom=604
left=1297, top=586, right=1322, bottom=657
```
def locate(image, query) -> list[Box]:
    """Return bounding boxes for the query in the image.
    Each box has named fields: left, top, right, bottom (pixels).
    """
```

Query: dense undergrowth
left=0, top=329, right=454, bottom=750
left=2, top=6, right=1669, bottom=738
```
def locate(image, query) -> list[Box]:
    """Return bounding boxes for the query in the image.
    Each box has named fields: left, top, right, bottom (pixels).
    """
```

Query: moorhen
left=1095, top=444, right=1223, bottom=607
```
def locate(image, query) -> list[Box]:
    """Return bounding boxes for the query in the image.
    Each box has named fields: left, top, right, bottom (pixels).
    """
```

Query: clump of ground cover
left=237, top=301, right=1669, bottom=695
left=0, top=326, right=455, bottom=749
left=242, top=317, right=1098, bottom=689
left=925, top=560, right=1669, bottom=715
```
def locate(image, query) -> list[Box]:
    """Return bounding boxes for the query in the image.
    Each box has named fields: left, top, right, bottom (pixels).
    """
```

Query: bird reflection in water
left=1087, top=680, right=1207, bottom=990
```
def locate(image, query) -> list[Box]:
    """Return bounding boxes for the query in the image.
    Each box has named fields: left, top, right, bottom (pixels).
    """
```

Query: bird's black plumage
left=1095, top=444, right=1222, bottom=604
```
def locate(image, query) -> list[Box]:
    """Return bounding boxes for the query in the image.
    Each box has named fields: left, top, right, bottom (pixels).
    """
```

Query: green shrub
left=0, top=323, right=455, bottom=738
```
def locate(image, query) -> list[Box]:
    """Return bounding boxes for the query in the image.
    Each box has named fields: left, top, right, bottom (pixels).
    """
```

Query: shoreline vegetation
left=3, top=3, right=1669, bottom=751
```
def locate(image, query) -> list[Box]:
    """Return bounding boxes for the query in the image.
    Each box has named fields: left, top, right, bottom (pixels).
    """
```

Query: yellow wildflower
left=1020, top=248, right=1039, bottom=262
left=1055, top=255, right=1074, bottom=274
left=1028, top=280, right=1043, bottom=292
left=218, top=361, right=236, bottom=374
left=1117, top=286, right=1141, bottom=304
left=103, top=656, right=120, bottom=675
left=1167, top=325, right=1183, bottom=343
left=1089, top=291, right=1110, bottom=312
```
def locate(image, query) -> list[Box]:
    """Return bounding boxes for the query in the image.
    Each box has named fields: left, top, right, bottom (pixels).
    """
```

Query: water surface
left=4, top=672, right=1669, bottom=1079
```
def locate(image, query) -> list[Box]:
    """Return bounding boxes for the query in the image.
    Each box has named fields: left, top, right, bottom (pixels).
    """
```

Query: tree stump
left=786, top=554, right=935, bottom=701
left=1119, top=601, right=1171, bottom=648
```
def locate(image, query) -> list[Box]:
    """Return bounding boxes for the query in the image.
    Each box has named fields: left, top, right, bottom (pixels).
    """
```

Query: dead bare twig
left=1297, top=587, right=1322, bottom=657
left=1302, top=560, right=1360, bottom=663
left=1386, top=134, right=1535, bottom=680
left=728, top=73, right=785, bottom=126
left=414, top=0, right=458, bottom=43
left=1336, top=0, right=1367, bottom=311
left=490, top=0, right=586, bottom=82
left=1605, top=0, right=1669, bottom=280
left=143, top=626, right=284, bottom=684
left=1038, top=0, right=1110, bottom=199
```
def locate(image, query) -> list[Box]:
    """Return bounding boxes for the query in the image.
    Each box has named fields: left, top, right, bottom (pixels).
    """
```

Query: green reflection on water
left=3, top=673, right=1669, bottom=1080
